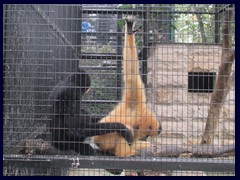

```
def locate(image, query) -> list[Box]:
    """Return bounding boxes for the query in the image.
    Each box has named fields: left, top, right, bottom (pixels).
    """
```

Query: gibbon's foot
left=125, top=15, right=139, bottom=34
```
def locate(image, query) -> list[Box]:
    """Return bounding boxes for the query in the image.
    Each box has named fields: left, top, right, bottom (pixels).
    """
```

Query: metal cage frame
left=3, top=4, right=235, bottom=176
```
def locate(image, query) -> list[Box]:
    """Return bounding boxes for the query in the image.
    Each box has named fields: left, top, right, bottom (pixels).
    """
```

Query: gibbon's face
left=133, top=110, right=162, bottom=140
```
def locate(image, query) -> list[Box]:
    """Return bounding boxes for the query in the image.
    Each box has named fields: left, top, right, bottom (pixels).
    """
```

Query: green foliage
left=173, top=4, right=234, bottom=44
left=117, top=19, right=125, bottom=27
left=174, top=4, right=216, bottom=43
left=118, top=4, right=133, bottom=9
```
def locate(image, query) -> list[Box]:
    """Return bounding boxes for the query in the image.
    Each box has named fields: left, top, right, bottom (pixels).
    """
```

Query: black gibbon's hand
left=121, top=129, right=134, bottom=146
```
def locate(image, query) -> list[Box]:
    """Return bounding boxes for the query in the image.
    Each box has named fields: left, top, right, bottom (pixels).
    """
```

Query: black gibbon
left=94, top=15, right=162, bottom=157
left=48, top=68, right=134, bottom=156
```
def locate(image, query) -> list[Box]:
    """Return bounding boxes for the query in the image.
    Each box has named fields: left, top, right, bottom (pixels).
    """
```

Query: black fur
left=48, top=68, right=133, bottom=174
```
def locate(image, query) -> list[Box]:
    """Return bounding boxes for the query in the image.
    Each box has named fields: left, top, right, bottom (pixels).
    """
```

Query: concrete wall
left=146, top=44, right=235, bottom=145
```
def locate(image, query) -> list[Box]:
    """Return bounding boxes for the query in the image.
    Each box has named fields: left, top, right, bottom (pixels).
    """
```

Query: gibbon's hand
left=125, top=15, right=140, bottom=35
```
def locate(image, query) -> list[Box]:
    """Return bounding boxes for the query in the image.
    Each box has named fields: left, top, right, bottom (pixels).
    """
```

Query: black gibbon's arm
left=49, top=68, right=133, bottom=152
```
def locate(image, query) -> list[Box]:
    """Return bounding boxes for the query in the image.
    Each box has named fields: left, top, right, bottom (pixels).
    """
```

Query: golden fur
left=94, top=15, right=161, bottom=157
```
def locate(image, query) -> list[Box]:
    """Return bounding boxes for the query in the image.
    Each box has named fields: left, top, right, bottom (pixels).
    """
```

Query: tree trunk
left=193, top=5, right=207, bottom=43
left=201, top=9, right=235, bottom=144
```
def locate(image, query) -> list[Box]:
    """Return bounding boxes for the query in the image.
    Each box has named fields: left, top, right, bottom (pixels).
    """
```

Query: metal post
left=78, top=5, right=82, bottom=57
left=116, top=13, right=123, bottom=100
left=142, top=4, right=149, bottom=86
left=214, top=4, right=220, bottom=44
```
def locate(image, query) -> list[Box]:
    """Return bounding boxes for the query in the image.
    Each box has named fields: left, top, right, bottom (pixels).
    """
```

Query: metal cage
left=3, top=4, right=235, bottom=176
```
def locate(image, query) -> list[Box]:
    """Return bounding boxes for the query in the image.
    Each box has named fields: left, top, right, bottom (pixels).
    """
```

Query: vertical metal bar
left=116, top=13, right=123, bottom=100
left=214, top=4, right=220, bottom=44
left=142, top=4, right=149, bottom=86
left=77, top=4, right=83, bottom=70
left=77, top=5, right=82, bottom=57
left=170, top=4, right=175, bottom=42
left=3, top=4, right=9, bottom=128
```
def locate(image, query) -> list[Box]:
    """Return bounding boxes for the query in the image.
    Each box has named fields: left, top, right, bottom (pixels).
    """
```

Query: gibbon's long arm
left=123, top=16, right=146, bottom=108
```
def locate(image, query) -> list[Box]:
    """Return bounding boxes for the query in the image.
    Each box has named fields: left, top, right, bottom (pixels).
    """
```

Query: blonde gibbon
left=94, top=15, right=162, bottom=157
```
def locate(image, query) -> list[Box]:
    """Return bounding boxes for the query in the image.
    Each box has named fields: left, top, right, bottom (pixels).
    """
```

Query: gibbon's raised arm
left=123, top=16, right=146, bottom=108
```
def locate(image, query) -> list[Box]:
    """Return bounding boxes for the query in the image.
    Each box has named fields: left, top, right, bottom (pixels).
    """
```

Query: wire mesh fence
left=3, top=4, right=235, bottom=176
